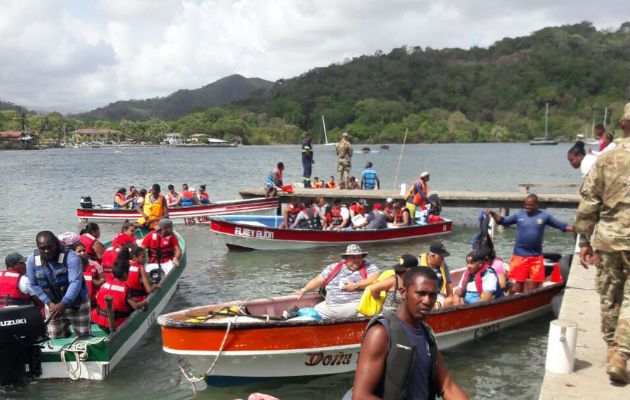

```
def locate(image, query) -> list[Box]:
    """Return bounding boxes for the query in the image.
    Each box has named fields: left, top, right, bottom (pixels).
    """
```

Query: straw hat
left=341, top=244, right=367, bottom=257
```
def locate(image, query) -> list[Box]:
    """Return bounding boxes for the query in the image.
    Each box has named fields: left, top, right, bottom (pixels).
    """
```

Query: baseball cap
left=429, top=242, right=450, bottom=257
left=373, top=203, right=383, bottom=210
left=385, top=197, right=394, bottom=204
left=5, top=253, right=26, bottom=267
left=392, top=254, right=419, bottom=272
left=156, top=219, right=173, bottom=230
left=420, top=171, right=430, bottom=178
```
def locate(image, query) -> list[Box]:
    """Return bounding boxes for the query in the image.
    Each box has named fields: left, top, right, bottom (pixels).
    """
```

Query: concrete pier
left=239, top=188, right=579, bottom=209
left=538, top=253, right=628, bottom=399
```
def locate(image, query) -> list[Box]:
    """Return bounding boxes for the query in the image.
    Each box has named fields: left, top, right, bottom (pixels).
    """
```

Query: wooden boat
left=159, top=256, right=568, bottom=384
left=76, top=197, right=279, bottom=225
left=209, top=215, right=452, bottom=250
left=35, top=231, right=186, bottom=380
left=361, top=147, right=371, bottom=153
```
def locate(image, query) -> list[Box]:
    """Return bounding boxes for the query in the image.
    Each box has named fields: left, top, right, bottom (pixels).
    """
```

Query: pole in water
left=394, top=128, right=409, bottom=188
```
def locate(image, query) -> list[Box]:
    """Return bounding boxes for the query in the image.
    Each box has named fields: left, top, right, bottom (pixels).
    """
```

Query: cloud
left=0, top=0, right=628, bottom=113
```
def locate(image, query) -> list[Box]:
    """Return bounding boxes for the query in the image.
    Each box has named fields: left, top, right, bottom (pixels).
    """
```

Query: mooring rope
left=59, top=337, right=107, bottom=380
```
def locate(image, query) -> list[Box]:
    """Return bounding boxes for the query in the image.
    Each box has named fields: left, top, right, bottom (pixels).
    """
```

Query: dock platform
left=239, top=188, right=580, bottom=209
left=538, top=253, right=628, bottom=399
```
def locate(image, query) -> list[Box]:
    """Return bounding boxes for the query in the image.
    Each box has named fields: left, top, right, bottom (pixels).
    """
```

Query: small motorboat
left=76, top=197, right=279, bottom=225
left=209, top=215, right=452, bottom=251
left=159, top=254, right=569, bottom=384
left=360, top=147, right=371, bottom=153
left=379, top=144, right=390, bottom=150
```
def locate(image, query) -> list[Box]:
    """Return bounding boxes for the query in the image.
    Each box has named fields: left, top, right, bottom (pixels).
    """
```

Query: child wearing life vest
left=70, top=242, right=106, bottom=307
left=91, top=250, right=148, bottom=331
left=126, top=246, right=159, bottom=301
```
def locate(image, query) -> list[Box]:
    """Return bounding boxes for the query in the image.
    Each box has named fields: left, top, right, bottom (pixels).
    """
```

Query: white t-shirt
left=340, top=207, right=350, bottom=220
left=457, top=270, right=498, bottom=294
left=581, top=154, right=597, bottom=177
left=18, top=275, right=33, bottom=295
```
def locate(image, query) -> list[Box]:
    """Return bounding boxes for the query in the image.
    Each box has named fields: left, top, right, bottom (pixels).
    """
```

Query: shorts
left=508, top=255, right=545, bottom=283
left=45, top=299, right=92, bottom=339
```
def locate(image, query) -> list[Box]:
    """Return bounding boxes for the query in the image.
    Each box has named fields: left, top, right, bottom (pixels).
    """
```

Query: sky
left=0, top=0, right=628, bottom=113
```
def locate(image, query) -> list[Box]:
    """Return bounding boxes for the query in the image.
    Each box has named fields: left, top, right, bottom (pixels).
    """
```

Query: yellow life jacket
left=418, top=253, right=447, bottom=294
left=139, top=194, right=164, bottom=229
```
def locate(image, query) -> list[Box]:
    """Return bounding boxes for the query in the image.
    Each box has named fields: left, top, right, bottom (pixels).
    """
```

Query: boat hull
left=160, top=282, right=562, bottom=380
left=210, top=215, right=452, bottom=250
left=76, top=198, right=279, bottom=225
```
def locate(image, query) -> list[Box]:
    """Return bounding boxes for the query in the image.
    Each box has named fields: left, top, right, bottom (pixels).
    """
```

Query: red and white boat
left=76, top=198, right=279, bottom=226
left=158, top=257, right=568, bottom=384
left=210, top=215, right=452, bottom=250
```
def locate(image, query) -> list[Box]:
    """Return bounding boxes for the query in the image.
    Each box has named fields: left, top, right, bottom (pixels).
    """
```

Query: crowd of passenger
left=0, top=218, right=181, bottom=339
left=113, top=183, right=211, bottom=210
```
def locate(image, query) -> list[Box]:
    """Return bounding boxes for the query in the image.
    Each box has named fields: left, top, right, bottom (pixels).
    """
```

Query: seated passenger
left=348, top=176, right=361, bottom=190
left=383, top=197, right=395, bottom=222
left=321, top=205, right=334, bottom=230
left=197, top=184, right=210, bottom=204
left=291, top=199, right=322, bottom=230
left=391, top=201, right=413, bottom=227
left=363, top=204, right=388, bottom=230
left=177, top=184, right=199, bottom=207
left=166, top=184, right=180, bottom=207
left=79, top=222, right=105, bottom=263
left=91, top=253, right=148, bottom=331
left=0, top=253, right=36, bottom=308
left=325, top=200, right=350, bottom=231
left=418, top=242, right=454, bottom=308
left=325, top=176, right=338, bottom=189
left=135, top=188, right=147, bottom=209
left=112, top=222, right=138, bottom=249
left=294, top=244, right=379, bottom=319
left=449, top=250, right=503, bottom=306
left=70, top=242, right=106, bottom=306
left=361, top=254, right=418, bottom=316
left=349, top=200, right=368, bottom=229
left=140, top=218, right=182, bottom=278
left=114, top=187, right=132, bottom=210
left=125, top=247, right=157, bottom=301
left=279, top=198, right=304, bottom=229
left=313, top=177, right=324, bottom=189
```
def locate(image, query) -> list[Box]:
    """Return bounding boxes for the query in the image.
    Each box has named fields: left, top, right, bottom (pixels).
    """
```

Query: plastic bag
left=356, top=269, right=395, bottom=316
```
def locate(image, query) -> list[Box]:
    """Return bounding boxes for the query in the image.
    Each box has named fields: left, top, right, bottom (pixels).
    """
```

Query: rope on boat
left=60, top=337, right=107, bottom=380
left=178, top=318, right=234, bottom=394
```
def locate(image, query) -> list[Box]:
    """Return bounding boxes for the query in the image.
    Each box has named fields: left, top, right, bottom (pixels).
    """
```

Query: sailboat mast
left=321, top=115, right=329, bottom=145
left=544, top=102, right=549, bottom=140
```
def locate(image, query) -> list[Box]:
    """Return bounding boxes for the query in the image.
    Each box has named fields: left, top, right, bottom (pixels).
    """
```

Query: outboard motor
left=0, top=305, right=45, bottom=385
left=80, top=196, right=93, bottom=209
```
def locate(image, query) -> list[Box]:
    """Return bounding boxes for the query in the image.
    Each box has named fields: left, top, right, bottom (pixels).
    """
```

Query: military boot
left=607, top=346, right=616, bottom=363
left=607, top=351, right=629, bottom=384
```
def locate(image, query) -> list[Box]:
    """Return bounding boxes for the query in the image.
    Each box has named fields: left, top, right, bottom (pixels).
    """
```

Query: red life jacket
left=101, top=246, right=120, bottom=281
left=331, top=208, right=343, bottom=226
left=287, top=204, right=303, bottom=225
left=127, top=261, right=146, bottom=300
left=112, top=233, right=136, bottom=248
left=91, top=279, right=133, bottom=329
left=199, top=192, right=209, bottom=201
left=350, top=203, right=365, bottom=216
left=83, top=272, right=95, bottom=306
left=167, top=192, right=179, bottom=205
left=0, top=271, right=31, bottom=308
left=144, top=233, right=176, bottom=263
left=80, top=233, right=101, bottom=262
left=322, top=261, right=368, bottom=288
left=461, top=265, right=502, bottom=298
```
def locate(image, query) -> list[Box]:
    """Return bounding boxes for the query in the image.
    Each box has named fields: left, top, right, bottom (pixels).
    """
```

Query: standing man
left=488, top=194, right=574, bottom=294
left=352, top=268, right=468, bottom=400
left=265, top=162, right=284, bottom=198
left=302, top=132, right=314, bottom=188
left=575, top=103, right=630, bottom=384
left=336, top=132, right=353, bottom=188
left=26, top=231, right=91, bottom=338
left=405, top=171, right=430, bottom=218
left=361, top=162, right=380, bottom=190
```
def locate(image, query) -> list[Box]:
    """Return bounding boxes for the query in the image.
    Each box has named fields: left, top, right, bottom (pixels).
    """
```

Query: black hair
left=604, top=132, right=614, bottom=142
left=80, top=222, right=100, bottom=236
left=151, top=183, right=161, bottom=193
left=168, top=184, right=174, bottom=190
left=200, top=184, right=206, bottom=191
left=525, top=193, right=539, bottom=203
left=403, top=267, right=438, bottom=289
left=366, top=162, right=373, bottom=168
left=304, top=198, right=314, bottom=207
left=567, top=140, right=586, bottom=157
left=113, top=246, right=132, bottom=280
left=69, top=241, right=85, bottom=251
left=314, top=176, right=320, bottom=180
left=595, top=123, right=605, bottom=130
left=129, top=246, right=145, bottom=260
left=349, top=176, right=356, bottom=181
left=117, top=187, right=126, bottom=194
left=277, top=162, right=284, bottom=169
left=333, top=198, right=341, bottom=206
left=139, top=189, right=147, bottom=196
left=121, top=221, right=134, bottom=233
left=36, top=230, right=57, bottom=243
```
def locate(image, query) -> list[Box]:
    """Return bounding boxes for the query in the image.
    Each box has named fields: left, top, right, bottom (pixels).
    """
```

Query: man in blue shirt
left=301, top=132, right=314, bottom=188
left=360, top=162, right=380, bottom=190
left=27, top=231, right=90, bottom=338
left=488, top=194, right=574, bottom=294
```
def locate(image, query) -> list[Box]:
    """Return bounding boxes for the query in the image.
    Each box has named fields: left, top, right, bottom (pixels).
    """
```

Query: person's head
left=80, top=222, right=100, bottom=238
left=121, top=221, right=135, bottom=236
left=400, top=268, right=439, bottom=320
left=130, top=246, right=146, bottom=264
left=332, top=199, right=341, bottom=209
left=594, top=123, right=605, bottom=138
left=156, top=218, right=174, bottom=236
left=342, top=132, right=349, bottom=141
left=392, top=201, right=402, bottom=212
left=314, top=177, right=320, bottom=183
left=341, top=244, right=367, bottom=270
left=182, top=183, right=189, bottom=191
left=69, top=242, right=88, bottom=266
left=524, top=194, right=539, bottom=214
left=385, top=197, right=394, bottom=208
left=339, top=182, right=346, bottom=189
left=303, top=198, right=314, bottom=208
left=328, top=176, right=335, bottom=182
left=603, top=131, right=614, bottom=145
left=57, top=232, right=80, bottom=247
left=324, top=205, right=332, bottom=215
left=372, top=203, right=383, bottom=213
left=392, top=254, right=419, bottom=276
left=349, top=176, right=356, bottom=183
left=277, top=162, right=284, bottom=171
left=315, top=197, right=326, bottom=207
left=465, top=250, right=486, bottom=274
left=427, top=242, right=450, bottom=267
left=5, top=253, right=27, bottom=275
left=139, top=189, right=147, bottom=197
left=129, top=185, right=136, bottom=193
left=112, top=250, right=131, bottom=281
left=305, top=132, right=311, bottom=139
left=168, top=184, right=175, bottom=191
left=567, top=141, right=586, bottom=169
left=151, top=183, right=161, bottom=195
left=36, top=231, right=60, bottom=262
left=117, top=187, right=127, bottom=195
left=420, top=171, right=430, bottom=182
left=365, top=162, right=373, bottom=169
left=199, top=184, right=206, bottom=192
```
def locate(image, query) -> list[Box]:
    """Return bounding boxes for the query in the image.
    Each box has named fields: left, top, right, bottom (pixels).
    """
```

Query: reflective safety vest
left=331, top=208, right=344, bottom=226
left=141, top=194, right=165, bottom=229
left=405, top=180, right=428, bottom=209
left=287, top=204, right=302, bottom=226
left=0, top=271, right=31, bottom=308
left=418, top=253, right=448, bottom=294
left=91, top=279, right=132, bottom=329
left=144, top=233, right=176, bottom=263
left=127, top=261, right=146, bottom=299
left=32, top=248, right=84, bottom=307
left=80, top=233, right=100, bottom=262
left=100, top=246, right=120, bottom=280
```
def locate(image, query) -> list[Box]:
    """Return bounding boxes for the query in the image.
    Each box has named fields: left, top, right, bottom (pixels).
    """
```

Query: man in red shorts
left=488, top=194, right=574, bottom=293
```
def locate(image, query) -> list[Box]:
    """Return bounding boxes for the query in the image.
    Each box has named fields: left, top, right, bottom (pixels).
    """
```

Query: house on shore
left=70, top=128, right=122, bottom=141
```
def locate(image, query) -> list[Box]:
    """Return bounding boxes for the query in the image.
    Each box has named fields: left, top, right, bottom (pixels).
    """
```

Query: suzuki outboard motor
left=80, top=196, right=93, bottom=209
left=0, top=305, right=45, bottom=385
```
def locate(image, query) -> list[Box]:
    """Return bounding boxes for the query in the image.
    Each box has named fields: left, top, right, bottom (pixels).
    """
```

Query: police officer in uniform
left=575, top=102, right=630, bottom=384
left=302, top=132, right=314, bottom=188
left=336, top=132, right=353, bottom=188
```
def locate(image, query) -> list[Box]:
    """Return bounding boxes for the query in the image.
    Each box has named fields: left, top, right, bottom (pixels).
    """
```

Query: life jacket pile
left=0, top=271, right=31, bottom=308
left=91, top=279, right=132, bottom=329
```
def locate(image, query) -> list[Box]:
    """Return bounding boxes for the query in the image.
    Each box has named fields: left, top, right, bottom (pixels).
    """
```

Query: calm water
left=0, top=143, right=579, bottom=399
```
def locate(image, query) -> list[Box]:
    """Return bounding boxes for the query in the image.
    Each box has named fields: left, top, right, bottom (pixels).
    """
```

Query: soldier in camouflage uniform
left=574, top=102, right=630, bottom=384
left=336, top=132, right=353, bottom=188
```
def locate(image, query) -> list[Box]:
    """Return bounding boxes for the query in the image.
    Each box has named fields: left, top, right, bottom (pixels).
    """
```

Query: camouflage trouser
left=595, top=251, right=630, bottom=355
left=337, top=161, right=350, bottom=187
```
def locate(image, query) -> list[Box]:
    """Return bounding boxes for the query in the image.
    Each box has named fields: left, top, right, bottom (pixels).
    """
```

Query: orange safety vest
left=405, top=180, right=428, bottom=208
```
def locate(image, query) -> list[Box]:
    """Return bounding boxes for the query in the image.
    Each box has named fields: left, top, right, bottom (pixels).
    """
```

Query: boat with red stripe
left=210, top=215, right=452, bottom=250
left=76, top=197, right=279, bottom=225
